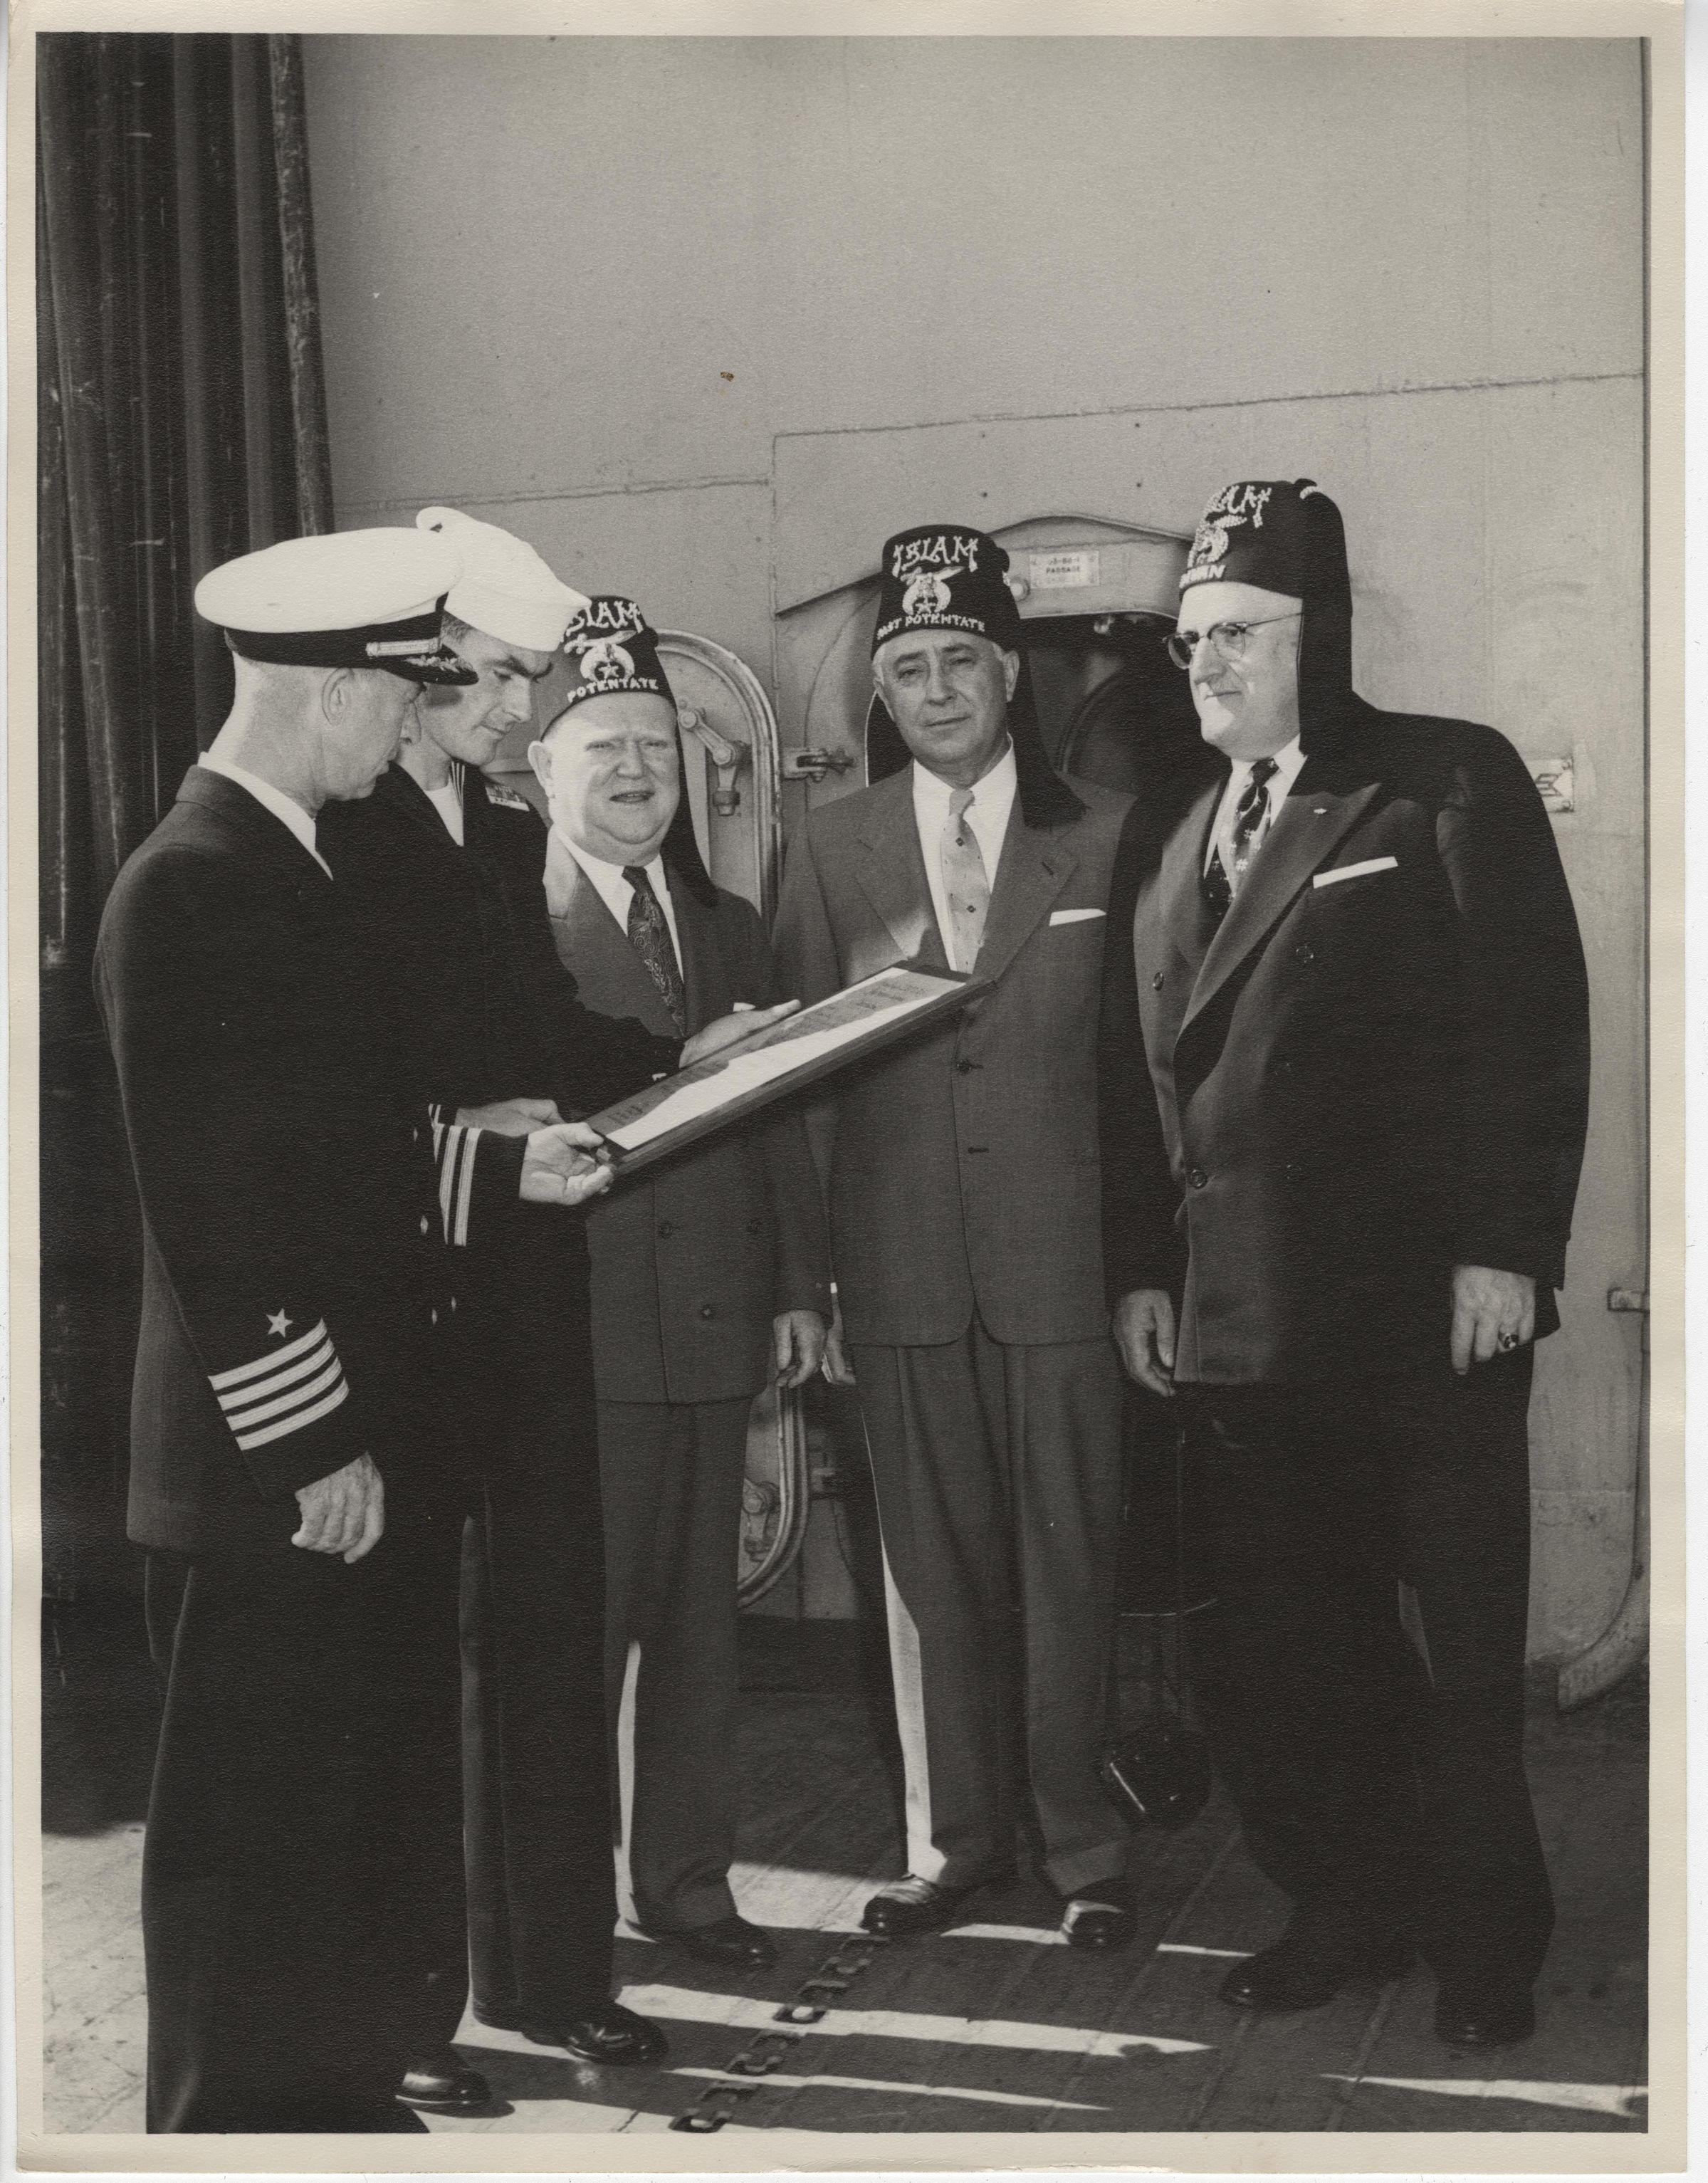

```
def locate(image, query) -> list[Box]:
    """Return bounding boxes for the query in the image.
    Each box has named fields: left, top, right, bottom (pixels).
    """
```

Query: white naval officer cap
left=193, top=528, right=477, bottom=684
left=416, top=507, right=590, bottom=653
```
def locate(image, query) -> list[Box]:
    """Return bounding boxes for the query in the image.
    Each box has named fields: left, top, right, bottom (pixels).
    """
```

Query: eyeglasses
left=1165, top=613, right=1301, bottom=671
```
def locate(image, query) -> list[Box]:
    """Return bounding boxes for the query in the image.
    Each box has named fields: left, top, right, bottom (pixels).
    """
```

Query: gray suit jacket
left=772, top=766, right=1133, bottom=1348
left=542, top=834, right=830, bottom=1405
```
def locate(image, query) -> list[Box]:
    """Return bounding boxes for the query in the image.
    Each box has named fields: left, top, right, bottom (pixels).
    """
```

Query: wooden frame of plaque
left=584, top=962, right=990, bottom=1180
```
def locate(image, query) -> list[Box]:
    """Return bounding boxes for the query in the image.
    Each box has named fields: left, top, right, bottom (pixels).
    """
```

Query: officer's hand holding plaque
left=520, top=1120, right=615, bottom=1206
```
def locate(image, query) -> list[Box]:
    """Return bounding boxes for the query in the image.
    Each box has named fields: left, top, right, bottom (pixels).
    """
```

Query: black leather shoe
left=1434, top=1985, right=1536, bottom=2051
left=667, top=1915, right=777, bottom=1969
left=1062, top=1878, right=1138, bottom=1950
left=397, top=2050, right=492, bottom=2112
left=861, top=1870, right=1015, bottom=1938
left=473, top=1997, right=668, bottom=2066
left=1220, top=1925, right=1414, bottom=2013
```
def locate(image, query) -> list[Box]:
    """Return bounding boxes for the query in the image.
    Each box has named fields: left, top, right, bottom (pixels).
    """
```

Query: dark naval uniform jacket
left=320, top=758, right=683, bottom=2028
left=527, top=832, right=829, bottom=1403
left=95, top=766, right=519, bottom=1555
left=1100, top=700, right=1591, bottom=1384
left=320, top=763, right=682, bottom=1446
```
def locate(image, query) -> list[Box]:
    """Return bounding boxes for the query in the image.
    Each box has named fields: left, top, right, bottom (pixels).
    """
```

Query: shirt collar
left=1228, top=736, right=1306, bottom=797
left=198, top=752, right=327, bottom=871
left=554, top=827, right=669, bottom=896
left=911, top=737, right=1018, bottom=823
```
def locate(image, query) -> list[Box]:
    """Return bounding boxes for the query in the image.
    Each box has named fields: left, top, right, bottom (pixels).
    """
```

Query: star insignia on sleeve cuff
left=266, top=1309, right=293, bottom=1339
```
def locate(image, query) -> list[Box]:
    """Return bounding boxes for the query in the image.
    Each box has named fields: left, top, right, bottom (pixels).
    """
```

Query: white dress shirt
left=424, top=776, right=465, bottom=847
left=198, top=752, right=331, bottom=877
left=912, top=740, right=1018, bottom=968
left=1205, top=735, right=1306, bottom=879
left=556, top=829, right=683, bottom=968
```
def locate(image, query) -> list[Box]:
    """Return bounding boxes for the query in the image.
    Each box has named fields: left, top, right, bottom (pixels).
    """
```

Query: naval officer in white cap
left=95, top=529, right=617, bottom=2135
left=322, top=509, right=796, bottom=2097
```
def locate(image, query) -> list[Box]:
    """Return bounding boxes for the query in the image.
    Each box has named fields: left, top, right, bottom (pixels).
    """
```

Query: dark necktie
left=1203, top=757, right=1279, bottom=921
left=623, top=866, right=686, bottom=1034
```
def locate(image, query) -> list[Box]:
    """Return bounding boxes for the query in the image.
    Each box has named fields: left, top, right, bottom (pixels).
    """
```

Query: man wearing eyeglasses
left=1099, top=478, right=1590, bottom=2054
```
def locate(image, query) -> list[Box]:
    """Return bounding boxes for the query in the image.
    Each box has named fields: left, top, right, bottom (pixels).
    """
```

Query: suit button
left=955, top=1059, right=973, bottom=1074
left=698, top=1304, right=716, bottom=1321
left=747, top=1217, right=764, bottom=1235
left=1188, top=1166, right=1208, bottom=1190
left=449, top=1296, right=457, bottom=1312
left=1151, top=972, right=1165, bottom=991
left=1294, top=943, right=1316, bottom=966
left=658, top=1220, right=675, bottom=1238
left=1285, top=1161, right=1305, bottom=1185
left=419, top=1215, right=431, bottom=1235
left=430, top=1308, right=439, bottom=1326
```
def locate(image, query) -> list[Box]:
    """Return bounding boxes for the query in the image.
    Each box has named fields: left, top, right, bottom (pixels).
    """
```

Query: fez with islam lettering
left=552, top=595, right=716, bottom=904
left=194, top=528, right=476, bottom=684
left=866, top=523, right=1081, bottom=829
left=416, top=506, right=590, bottom=652
left=1180, top=478, right=1357, bottom=755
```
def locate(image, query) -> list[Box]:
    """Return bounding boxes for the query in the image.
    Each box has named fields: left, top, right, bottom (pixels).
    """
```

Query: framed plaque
left=585, top=963, right=987, bottom=1180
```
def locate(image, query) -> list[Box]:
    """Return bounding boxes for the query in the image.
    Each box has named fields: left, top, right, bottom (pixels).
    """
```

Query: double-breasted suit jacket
left=772, top=765, right=1133, bottom=1349
left=1101, top=702, right=1591, bottom=1386
left=534, top=830, right=830, bottom=1404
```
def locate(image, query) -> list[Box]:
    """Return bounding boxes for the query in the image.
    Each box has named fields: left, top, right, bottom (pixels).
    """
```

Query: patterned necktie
left=941, top=787, right=991, bottom=973
left=623, top=866, right=687, bottom=1034
left=1203, top=757, right=1279, bottom=922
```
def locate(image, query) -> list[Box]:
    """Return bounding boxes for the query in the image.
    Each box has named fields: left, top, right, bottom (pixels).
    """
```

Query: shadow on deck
left=38, top=1610, right=1647, bottom=2138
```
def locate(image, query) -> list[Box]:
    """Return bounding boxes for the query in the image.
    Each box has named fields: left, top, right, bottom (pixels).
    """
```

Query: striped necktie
left=623, top=866, right=686, bottom=1034
left=1203, top=757, right=1279, bottom=922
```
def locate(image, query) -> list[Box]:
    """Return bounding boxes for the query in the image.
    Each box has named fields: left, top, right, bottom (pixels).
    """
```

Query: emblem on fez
left=902, top=570, right=954, bottom=619
left=1188, top=516, right=1233, bottom=571
left=579, top=638, right=634, bottom=688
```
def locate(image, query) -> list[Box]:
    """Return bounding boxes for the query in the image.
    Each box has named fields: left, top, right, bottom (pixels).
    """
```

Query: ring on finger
left=1498, top=1330, right=1521, bottom=1352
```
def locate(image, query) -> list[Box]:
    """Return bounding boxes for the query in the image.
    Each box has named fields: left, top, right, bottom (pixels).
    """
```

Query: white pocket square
left=1049, top=908, right=1106, bottom=925
left=1313, top=856, right=1398, bottom=889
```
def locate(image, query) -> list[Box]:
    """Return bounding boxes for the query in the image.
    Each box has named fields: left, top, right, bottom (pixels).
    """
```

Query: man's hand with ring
left=521, top=1121, right=614, bottom=1208
left=1450, top=1264, right=1536, bottom=1375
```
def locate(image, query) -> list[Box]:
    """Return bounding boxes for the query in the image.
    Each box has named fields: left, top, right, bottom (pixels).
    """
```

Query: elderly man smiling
left=513, top=597, right=830, bottom=1972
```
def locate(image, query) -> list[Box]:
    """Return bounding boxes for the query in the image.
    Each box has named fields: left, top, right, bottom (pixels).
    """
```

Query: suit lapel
left=1158, top=776, right=1224, bottom=970
left=1180, top=760, right=1384, bottom=1036
left=972, top=815, right=1076, bottom=987
left=853, top=770, right=950, bottom=972
left=671, top=884, right=730, bottom=1037
left=544, top=831, right=681, bottom=1037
